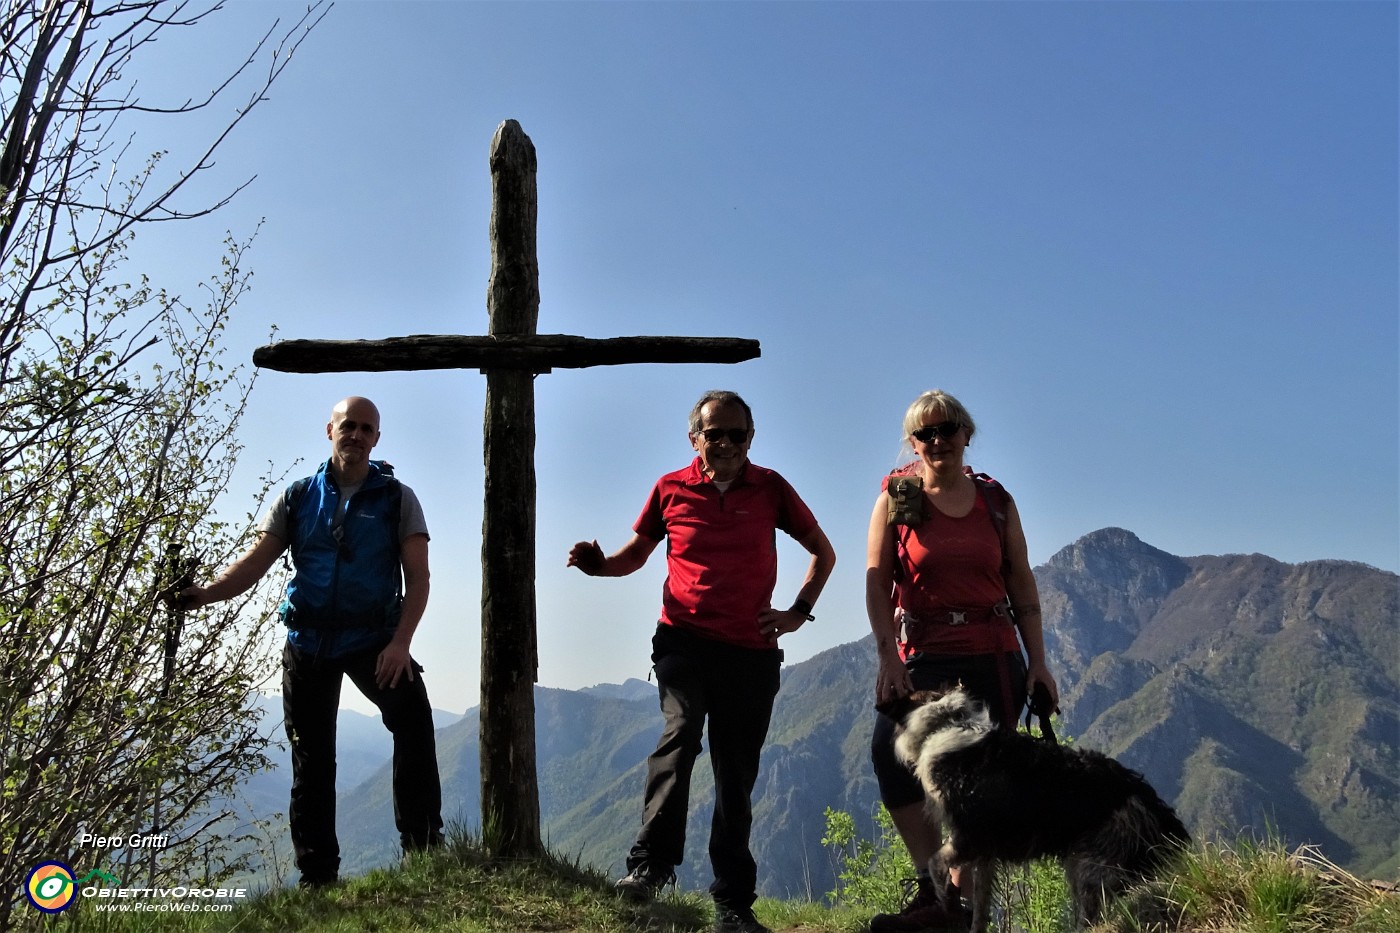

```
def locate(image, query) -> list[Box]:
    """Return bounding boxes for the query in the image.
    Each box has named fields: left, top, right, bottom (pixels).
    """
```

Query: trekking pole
left=161, top=543, right=199, bottom=690
left=152, top=542, right=199, bottom=883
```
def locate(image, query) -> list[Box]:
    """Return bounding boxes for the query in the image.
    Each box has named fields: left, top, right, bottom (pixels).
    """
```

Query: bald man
left=180, top=396, right=443, bottom=887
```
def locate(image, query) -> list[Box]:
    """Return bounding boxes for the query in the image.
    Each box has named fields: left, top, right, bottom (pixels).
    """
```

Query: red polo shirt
left=634, top=457, right=820, bottom=650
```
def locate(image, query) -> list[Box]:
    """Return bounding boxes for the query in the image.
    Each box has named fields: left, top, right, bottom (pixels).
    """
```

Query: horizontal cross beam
left=253, top=334, right=761, bottom=374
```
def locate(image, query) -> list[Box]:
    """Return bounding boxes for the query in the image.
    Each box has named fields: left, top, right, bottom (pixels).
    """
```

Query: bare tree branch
left=0, top=1, right=326, bottom=921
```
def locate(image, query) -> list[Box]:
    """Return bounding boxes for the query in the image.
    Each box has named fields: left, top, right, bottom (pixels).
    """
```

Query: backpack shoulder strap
left=371, top=461, right=402, bottom=527
left=385, top=475, right=403, bottom=553
left=283, top=476, right=314, bottom=558
left=968, top=471, right=1010, bottom=566
left=372, top=463, right=405, bottom=598
left=286, top=476, right=313, bottom=517
left=882, top=466, right=922, bottom=584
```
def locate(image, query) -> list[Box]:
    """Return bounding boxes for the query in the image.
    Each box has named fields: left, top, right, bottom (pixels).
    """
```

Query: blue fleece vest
left=279, top=460, right=403, bottom=631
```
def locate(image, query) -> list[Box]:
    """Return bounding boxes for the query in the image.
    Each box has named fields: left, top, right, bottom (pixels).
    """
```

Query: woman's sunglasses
left=696, top=427, right=750, bottom=444
left=911, top=421, right=962, bottom=443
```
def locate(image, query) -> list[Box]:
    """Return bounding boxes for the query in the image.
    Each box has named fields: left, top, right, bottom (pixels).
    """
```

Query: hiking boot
left=869, top=877, right=970, bottom=932
left=714, top=905, right=773, bottom=933
left=614, top=862, right=675, bottom=901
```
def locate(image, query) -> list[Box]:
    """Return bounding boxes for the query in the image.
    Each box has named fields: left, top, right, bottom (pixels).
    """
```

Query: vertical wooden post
left=480, top=119, right=542, bottom=857
left=252, top=119, right=759, bottom=860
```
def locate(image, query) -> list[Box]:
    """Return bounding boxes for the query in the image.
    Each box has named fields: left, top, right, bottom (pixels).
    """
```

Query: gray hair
left=688, top=390, right=754, bottom=433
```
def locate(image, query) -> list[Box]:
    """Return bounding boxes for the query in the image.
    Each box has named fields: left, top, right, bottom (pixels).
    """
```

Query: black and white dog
left=878, top=687, right=1190, bottom=930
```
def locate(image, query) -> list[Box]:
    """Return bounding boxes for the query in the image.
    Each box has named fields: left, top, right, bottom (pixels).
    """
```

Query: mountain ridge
left=230, top=526, right=1399, bottom=892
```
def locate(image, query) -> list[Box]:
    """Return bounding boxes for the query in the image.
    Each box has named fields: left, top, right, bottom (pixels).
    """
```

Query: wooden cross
left=253, top=120, right=759, bottom=858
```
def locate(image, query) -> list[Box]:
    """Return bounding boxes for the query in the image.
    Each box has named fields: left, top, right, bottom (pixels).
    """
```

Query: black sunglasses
left=696, top=427, right=750, bottom=444
left=911, top=421, right=962, bottom=443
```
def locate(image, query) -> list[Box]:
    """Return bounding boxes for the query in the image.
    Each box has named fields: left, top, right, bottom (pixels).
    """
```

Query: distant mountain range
left=226, top=528, right=1399, bottom=894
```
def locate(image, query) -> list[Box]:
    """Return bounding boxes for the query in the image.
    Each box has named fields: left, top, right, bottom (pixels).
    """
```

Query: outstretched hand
left=161, top=586, right=207, bottom=611
left=567, top=540, right=606, bottom=576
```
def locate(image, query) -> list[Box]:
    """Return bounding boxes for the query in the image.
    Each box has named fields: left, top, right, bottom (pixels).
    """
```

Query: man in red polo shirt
left=568, top=390, right=835, bottom=933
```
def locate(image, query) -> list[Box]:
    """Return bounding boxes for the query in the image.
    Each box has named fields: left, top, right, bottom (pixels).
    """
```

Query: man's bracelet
left=790, top=599, right=815, bottom=621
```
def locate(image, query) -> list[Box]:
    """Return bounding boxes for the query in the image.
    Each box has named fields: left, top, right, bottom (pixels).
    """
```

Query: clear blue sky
left=127, top=1, right=1397, bottom=715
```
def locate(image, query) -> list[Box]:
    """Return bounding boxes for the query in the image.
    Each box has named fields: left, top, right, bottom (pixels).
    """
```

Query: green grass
left=46, top=831, right=865, bottom=933
left=1102, top=840, right=1400, bottom=933
left=27, top=833, right=1398, bottom=933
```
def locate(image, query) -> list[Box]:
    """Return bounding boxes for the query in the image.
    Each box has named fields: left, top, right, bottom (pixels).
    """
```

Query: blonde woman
left=865, top=389, right=1058, bottom=933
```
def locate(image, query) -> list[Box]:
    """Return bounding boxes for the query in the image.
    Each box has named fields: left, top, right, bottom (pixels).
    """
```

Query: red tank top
left=886, top=479, right=1019, bottom=656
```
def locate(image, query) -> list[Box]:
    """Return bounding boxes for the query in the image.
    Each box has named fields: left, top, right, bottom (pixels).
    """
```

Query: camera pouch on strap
left=887, top=475, right=927, bottom=526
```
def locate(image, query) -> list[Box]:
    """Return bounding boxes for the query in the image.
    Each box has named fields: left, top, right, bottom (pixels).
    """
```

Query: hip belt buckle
left=947, top=610, right=968, bottom=626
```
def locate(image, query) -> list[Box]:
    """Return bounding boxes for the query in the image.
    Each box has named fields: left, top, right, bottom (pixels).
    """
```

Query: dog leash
left=1024, top=682, right=1059, bottom=745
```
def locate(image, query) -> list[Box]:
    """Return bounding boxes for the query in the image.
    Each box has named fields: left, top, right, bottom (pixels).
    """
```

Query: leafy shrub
left=821, top=804, right=1073, bottom=931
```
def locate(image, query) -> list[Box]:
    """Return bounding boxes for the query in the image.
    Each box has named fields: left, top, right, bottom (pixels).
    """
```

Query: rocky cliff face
left=1039, top=530, right=1398, bottom=877
left=1038, top=528, right=1190, bottom=680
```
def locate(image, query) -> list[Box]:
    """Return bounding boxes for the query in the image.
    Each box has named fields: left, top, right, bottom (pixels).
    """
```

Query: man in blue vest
left=179, top=396, right=443, bottom=887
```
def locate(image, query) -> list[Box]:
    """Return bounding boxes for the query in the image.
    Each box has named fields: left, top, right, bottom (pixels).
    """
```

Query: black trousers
left=626, top=624, right=782, bottom=910
left=281, top=640, right=444, bottom=880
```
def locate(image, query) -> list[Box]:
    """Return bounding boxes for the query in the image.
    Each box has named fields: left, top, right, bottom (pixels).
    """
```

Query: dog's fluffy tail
left=1067, top=793, right=1190, bottom=924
